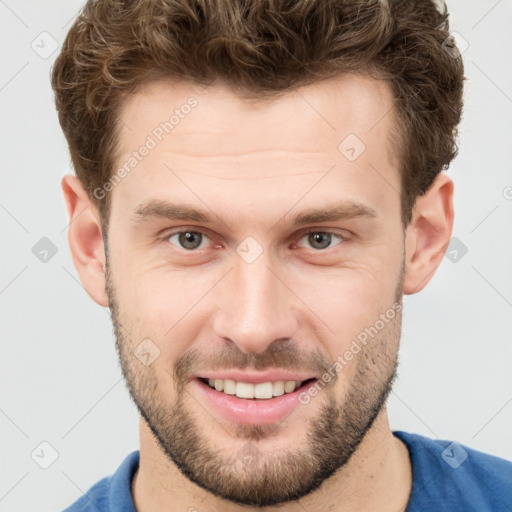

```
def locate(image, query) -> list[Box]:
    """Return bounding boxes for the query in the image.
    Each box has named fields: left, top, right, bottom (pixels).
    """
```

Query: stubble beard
left=105, top=256, right=404, bottom=506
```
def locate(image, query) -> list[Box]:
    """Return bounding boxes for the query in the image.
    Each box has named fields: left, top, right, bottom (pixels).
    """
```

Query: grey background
left=1, top=1, right=511, bottom=511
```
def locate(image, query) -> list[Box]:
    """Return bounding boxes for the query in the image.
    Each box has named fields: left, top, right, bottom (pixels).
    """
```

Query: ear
left=61, top=174, right=108, bottom=307
left=403, top=171, right=454, bottom=294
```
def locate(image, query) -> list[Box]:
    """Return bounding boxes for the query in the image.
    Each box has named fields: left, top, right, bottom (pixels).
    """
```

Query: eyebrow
left=132, top=199, right=378, bottom=227
left=134, top=200, right=210, bottom=223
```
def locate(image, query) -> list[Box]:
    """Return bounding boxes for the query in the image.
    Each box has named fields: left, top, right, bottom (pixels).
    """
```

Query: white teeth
left=284, top=381, right=296, bottom=393
left=223, top=379, right=236, bottom=395
left=273, top=381, right=285, bottom=397
left=254, top=382, right=273, bottom=399
left=203, top=378, right=305, bottom=399
left=236, top=382, right=254, bottom=399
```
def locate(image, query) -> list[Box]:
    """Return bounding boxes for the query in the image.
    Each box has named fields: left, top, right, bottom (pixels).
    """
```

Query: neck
left=132, top=407, right=412, bottom=512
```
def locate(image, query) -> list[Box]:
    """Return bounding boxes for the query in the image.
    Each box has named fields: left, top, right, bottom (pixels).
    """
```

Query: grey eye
left=168, top=231, right=206, bottom=250
left=298, top=232, right=343, bottom=250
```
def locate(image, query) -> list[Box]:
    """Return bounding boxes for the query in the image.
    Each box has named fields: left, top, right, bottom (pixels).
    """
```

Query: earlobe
left=61, top=174, right=109, bottom=307
left=402, top=172, right=454, bottom=295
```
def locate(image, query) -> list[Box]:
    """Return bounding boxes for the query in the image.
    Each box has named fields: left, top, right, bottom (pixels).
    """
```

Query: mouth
left=197, top=377, right=318, bottom=400
left=193, top=376, right=320, bottom=425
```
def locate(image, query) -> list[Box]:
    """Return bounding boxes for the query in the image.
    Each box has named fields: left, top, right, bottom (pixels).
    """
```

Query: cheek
left=293, top=257, right=400, bottom=340
left=121, top=270, right=213, bottom=363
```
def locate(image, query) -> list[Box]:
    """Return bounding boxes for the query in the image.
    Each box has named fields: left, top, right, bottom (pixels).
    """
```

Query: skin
left=62, top=73, right=454, bottom=511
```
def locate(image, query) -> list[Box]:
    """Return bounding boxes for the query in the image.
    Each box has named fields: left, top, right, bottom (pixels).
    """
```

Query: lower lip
left=192, top=378, right=318, bottom=425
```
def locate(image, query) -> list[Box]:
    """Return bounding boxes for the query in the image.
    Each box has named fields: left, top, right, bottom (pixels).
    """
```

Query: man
left=52, top=0, right=512, bottom=510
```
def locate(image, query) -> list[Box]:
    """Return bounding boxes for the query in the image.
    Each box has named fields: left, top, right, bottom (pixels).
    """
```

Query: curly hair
left=51, top=0, right=465, bottom=227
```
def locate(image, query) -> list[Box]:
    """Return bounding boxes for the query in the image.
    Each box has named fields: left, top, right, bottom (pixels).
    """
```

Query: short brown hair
left=51, top=0, right=465, bottom=227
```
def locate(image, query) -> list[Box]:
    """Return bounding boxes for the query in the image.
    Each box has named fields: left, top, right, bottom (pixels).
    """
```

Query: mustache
left=173, top=340, right=333, bottom=384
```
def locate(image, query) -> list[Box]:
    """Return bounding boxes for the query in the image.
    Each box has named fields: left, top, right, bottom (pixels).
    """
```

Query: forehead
left=111, top=73, right=400, bottom=226
left=117, top=73, right=396, bottom=158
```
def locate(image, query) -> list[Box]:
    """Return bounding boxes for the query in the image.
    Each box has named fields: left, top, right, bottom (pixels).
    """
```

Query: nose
left=212, top=252, right=299, bottom=354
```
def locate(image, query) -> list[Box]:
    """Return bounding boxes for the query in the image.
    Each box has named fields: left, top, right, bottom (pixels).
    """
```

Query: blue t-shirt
left=62, top=431, right=512, bottom=511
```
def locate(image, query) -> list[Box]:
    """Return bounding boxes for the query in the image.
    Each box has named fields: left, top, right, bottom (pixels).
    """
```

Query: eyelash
left=163, top=228, right=347, bottom=252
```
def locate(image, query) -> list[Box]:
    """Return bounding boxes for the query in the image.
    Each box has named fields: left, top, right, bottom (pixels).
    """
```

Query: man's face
left=105, top=74, right=406, bottom=506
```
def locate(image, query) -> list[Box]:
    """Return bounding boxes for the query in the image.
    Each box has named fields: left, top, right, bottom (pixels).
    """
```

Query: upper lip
left=195, top=370, right=317, bottom=384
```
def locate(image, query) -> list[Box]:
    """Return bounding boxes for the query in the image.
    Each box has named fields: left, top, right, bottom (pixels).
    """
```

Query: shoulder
left=61, top=451, right=140, bottom=512
left=394, top=430, right=512, bottom=511
left=62, top=475, right=112, bottom=512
